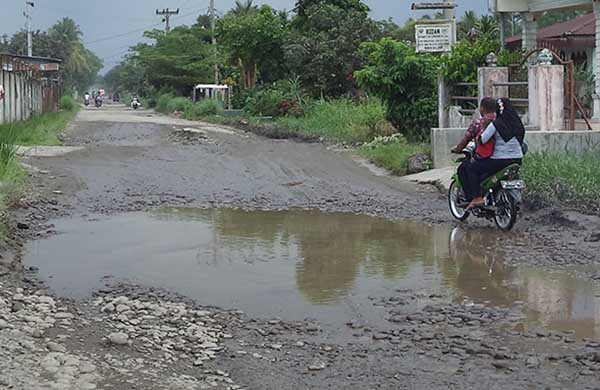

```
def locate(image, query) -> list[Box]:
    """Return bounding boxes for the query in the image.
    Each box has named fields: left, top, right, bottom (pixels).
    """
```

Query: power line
left=83, top=6, right=207, bottom=46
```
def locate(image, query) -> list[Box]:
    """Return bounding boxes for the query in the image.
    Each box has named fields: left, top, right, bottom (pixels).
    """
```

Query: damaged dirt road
left=3, top=103, right=600, bottom=389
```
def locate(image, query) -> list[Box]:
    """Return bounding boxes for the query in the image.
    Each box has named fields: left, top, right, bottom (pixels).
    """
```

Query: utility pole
left=156, top=8, right=179, bottom=32
left=210, top=0, right=219, bottom=84
left=24, top=1, right=34, bottom=57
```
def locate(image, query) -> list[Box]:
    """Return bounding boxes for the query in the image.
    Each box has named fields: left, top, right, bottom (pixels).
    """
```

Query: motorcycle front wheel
left=448, top=180, right=469, bottom=221
left=494, top=189, right=518, bottom=231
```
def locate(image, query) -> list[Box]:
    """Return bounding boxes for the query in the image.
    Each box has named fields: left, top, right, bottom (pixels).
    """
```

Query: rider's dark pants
left=457, top=160, right=472, bottom=201
left=464, top=158, right=522, bottom=200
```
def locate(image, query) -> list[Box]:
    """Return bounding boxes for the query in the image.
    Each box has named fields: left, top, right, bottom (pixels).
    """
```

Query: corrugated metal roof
left=506, top=12, right=595, bottom=44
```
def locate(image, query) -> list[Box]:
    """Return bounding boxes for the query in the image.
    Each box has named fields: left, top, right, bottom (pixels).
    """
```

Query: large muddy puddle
left=25, top=208, right=600, bottom=338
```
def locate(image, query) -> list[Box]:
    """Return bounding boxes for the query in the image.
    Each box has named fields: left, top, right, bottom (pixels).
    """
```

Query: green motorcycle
left=448, top=143, right=525, bottom=231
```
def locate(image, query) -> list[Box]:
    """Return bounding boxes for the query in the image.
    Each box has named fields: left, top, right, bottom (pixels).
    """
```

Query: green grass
left=0, top=102, right=79, bottom=146
left=522, top=152, right=600, bottom=212
left=360, top=135, right=429, bottom=175
left=274, top=99, right=394, bottom=144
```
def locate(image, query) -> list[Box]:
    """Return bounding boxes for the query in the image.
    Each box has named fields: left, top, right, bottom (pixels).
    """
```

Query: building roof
left=0, top=53, right=62, bottom=63
left=506, top=12, right=595, bottom=45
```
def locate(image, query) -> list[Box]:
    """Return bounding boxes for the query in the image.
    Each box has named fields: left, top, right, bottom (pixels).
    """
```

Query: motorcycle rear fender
left=451, top=173, right=461, bottom=188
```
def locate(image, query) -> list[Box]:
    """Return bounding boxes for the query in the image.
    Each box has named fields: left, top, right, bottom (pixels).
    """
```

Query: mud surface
left=3, top=103, right=600, bottom=389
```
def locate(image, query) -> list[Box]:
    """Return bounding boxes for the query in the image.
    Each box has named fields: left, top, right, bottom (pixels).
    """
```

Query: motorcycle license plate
left=501, top=180, right=525, bottom=190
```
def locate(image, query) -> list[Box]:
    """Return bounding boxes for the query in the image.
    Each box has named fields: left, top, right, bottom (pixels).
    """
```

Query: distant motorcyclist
left=131, top=96, right=141, bottom=110
left=83, top=92, right=91, bottom=106
left=94, top=94, right=103, bottom=108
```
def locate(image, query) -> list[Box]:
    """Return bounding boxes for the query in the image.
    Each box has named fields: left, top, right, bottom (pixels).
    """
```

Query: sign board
left=38, top=63, right=60, bottom=71
left=415, top=23, right=454, bottom=52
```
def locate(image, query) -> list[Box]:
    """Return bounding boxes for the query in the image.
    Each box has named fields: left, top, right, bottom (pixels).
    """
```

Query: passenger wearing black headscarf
left=464, top=98, right=525, bottom=210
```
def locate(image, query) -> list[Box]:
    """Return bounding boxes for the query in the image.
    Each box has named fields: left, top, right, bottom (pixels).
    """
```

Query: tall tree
left=294, top=0, right=368, bottom=20
left=285, top=1, right=378, bottom=97
left=132, top=25, right=213, bottom=94
left=217, top=5, right=288, bottom=88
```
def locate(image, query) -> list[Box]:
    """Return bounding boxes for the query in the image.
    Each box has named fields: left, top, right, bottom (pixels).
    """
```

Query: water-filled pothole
left=25, top=208, right=600, bottom=338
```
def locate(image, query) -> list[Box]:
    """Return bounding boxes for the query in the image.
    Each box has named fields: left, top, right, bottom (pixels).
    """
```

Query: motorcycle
left=448, top=142, right=525, bottom=231
left=131, top=99, right=141, bottom=110
left=94, top=96, right=103, bottom=108
left=83, top=95, right=90, bottom=106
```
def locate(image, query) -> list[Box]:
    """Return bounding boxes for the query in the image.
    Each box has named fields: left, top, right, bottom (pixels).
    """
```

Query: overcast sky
left=1, top=0, right=488, bottom=72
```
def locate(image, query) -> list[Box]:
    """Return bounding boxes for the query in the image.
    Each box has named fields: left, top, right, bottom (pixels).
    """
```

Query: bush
left=355, top=39, right=440, bottom=142
left=145, top=97, right=157, bottom=108
left=167, top=97, right=193, bottom=113
left=59, top=95, right=76, bottom=112
left=155, top=94, right=174, bottom=114
left=360, top=134, right=430, bottom=175
left=185, top=99, right=224, bottom=120
left=244, top=88, right=286, bottom=117
left=522, top=152, right=600, bottom=212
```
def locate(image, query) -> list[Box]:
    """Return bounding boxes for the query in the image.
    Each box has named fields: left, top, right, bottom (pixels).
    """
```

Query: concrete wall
left=431, top=127, right=600, bottom=168
left=0, top=69, right=52, bottom=125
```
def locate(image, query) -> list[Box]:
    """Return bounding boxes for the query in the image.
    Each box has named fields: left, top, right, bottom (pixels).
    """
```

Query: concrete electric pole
left=156, top=8, right=179, bottom=32
left=210, top=0, right=219, bottom=84
left=24, top=1, right=34, bottom=57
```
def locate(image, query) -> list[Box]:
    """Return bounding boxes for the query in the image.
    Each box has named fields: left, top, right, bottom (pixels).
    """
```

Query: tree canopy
left=2, top=17, right=102, bottom=94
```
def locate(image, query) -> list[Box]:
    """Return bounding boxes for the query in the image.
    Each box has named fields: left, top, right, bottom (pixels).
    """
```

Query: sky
left=1, top=0, right=488, bottom=72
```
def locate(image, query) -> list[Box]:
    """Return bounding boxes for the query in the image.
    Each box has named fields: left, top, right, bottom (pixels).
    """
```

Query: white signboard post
left=415, top=23, right=455, bottom=53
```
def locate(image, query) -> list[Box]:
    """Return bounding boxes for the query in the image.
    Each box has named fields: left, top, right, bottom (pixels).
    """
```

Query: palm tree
left=458, top=10, right=479, bottom=40
left=477, top=15, right=499, bottom=40
left=232, top=0, right=257, bottom=15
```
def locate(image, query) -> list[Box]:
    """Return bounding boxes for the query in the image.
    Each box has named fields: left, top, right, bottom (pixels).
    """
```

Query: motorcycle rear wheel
left=494, top=189, right=517, bottom=231
left=448, top=180, right=469, bottom=221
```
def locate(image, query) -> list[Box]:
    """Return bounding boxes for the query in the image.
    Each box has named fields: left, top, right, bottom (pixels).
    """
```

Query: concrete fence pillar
left=478, top=66, right=509, bottom=102
left=528, top=64, right=564, bottom=131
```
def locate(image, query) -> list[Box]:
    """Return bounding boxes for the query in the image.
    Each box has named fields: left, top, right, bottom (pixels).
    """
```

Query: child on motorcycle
left=451, top=97, right=497, bottom=203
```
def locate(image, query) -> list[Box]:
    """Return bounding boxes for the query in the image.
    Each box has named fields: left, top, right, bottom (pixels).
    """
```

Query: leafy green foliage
left=355, top=38, right=439, bottom=141
left=285, top=3, right=379, bottom=97
left=217, top=5, right=288, bottom=88
left=156, top=94, right=175, bottom=114
left=185, top=100, right=224, bottom=119
left=522, top=152, right=600, bottom=212
left=5, top=18, right=102, bottom=94
left=244, top=88, right=286, bottom=117
left=441, top=37, right=521, bottom=83
left=167, top=97, right=193, bottom=113
left=132, top=25, right=213, bottom=95
left=59, top=95, right=76, bottom=112
left=294, top=0, right=369, bottom=22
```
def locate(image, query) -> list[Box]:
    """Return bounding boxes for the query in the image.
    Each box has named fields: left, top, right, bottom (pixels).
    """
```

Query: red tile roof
left=506, top=12, right=595, bottom=44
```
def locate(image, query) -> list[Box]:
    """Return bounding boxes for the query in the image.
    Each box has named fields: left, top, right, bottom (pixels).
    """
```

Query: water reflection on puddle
left=25, top=208, right=600, bottom=338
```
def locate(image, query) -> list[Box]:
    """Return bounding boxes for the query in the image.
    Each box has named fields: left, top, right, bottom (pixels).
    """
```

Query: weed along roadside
left=0, top=95, right=78, bottom=239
